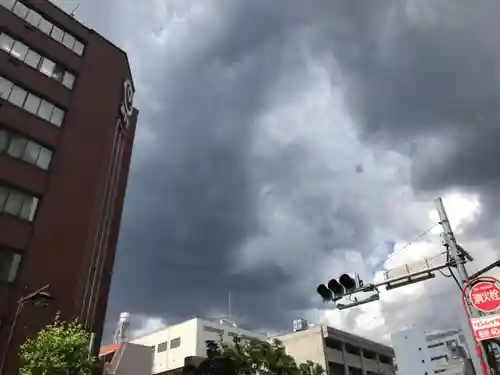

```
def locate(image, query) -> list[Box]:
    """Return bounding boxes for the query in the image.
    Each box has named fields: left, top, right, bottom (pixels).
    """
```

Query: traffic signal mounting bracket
left=317, top=260, right=456, bottom=310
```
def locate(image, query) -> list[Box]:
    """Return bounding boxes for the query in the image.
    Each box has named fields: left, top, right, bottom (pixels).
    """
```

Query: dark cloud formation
left=53, top=0, right=500, bottom=342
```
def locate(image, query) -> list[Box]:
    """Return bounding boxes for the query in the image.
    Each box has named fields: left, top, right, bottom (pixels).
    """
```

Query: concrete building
left=276, top=325, right=395, bottom=375
left=131, top=317, right=268, bottom=374
left=0, top=0, right=138, bottom=373
left=391, top=327, right=474, bottom=375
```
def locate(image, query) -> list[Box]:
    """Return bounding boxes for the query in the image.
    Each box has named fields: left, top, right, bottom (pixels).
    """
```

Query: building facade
left=391, top=327, right=474, bottom=375
left=276, top=325, right=395, bottom=375
left=0, top=0, right=137, bottom=373
left=131, top=317, right=268, bottom=374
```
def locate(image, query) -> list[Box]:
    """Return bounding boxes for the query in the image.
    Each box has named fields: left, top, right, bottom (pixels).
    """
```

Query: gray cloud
left=52, top=0, right=500, bottom=343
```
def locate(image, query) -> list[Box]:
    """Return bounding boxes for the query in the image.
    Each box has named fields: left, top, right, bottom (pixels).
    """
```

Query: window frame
left=0, top=246, right=22, bottom=284
left=170, top=337, right=181, bottom=349
left=0, top=183, right=40, bottom=223
left=0, top=126, right=54, bottom=171
left=157, top=342, right=168, bottom=353
left=0, top=30, right=77, bottom=90
left=0, top=75, right=66, bottom=127
left=2, top=1, right=85, bottom=56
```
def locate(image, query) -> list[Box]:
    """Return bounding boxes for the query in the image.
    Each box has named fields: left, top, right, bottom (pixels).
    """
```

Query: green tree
left=188, top=337, right=325, bottom=375
left=19, top=315, right=96, bottom=375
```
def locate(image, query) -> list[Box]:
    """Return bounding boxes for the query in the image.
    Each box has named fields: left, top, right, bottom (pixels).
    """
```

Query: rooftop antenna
left=70, top=3, right=80, bottom=17
left=228, top=291, right=232, bottom=321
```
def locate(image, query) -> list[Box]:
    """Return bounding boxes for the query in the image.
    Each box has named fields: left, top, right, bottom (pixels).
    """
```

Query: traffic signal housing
left=327, top=279, right=344, bottom=299
left=317, top=284, right=332, bottom=301
left=316, top=274, right=364, bottom=301
left=339, top=274, right=356, bottom=291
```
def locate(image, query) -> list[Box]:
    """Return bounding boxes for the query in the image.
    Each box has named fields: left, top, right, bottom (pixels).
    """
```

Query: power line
left=393, top=222, right=441, bottom=254
left=373, top=222, right=442, bottom=271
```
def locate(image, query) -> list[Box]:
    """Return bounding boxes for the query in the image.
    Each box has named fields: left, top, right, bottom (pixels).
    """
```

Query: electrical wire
left=375, top=222, right=442, bottom=270
left=448, top=267, right=462, bottom=291
left=438, top=269, right=452, bottom=278
left=395, top=222, right=442, bottom=254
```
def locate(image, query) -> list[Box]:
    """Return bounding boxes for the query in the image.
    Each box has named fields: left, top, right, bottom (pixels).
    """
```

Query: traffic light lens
left=317, top=284, right=332, bottom=301
left=327, top=279, right=344, bottom=295
left=339, top=274, right=356, bottom=291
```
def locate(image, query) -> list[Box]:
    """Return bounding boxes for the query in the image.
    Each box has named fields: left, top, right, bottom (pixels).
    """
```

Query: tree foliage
left=185, top=336, right=324, bottom=375
left=19, top=315, right=96, bottom=375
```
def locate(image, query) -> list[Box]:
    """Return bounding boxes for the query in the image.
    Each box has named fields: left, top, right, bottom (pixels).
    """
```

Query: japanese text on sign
left=469, top=282, right=500, bottom=312
left=471, top=315, right=500, bottom=341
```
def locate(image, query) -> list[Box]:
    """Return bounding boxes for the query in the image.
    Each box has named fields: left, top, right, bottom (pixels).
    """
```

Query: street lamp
left=0, top=284, right=55, bottom=375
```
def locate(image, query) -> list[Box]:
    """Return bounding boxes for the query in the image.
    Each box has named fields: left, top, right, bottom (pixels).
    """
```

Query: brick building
left=0, top=0, right=138, bottom=373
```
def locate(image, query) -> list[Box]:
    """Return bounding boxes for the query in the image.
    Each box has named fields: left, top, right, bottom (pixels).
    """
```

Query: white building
left=131, top=317, right=267, bottom=374
left=276, top=325, right=395, bottom=375
left=391, top=327, right=474, bottom=375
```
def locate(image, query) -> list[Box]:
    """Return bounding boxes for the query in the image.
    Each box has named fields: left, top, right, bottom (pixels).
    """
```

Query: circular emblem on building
left=123, top=79, right=134, bottom=117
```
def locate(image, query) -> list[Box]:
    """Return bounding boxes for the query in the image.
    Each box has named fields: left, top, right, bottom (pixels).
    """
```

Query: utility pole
left=435, top=198, right=490, bottom=375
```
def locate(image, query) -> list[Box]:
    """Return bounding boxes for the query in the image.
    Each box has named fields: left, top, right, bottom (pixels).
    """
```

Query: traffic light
left=317, top=274, right=364, bottom=302
left=317, top=284, right=332, bottom=301
left=339, top=274, right=356, bottom=291
left=327, top=279, right=344, bottom=299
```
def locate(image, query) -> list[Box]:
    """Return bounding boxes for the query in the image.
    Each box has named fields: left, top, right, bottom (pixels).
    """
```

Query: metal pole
left=0, top=302, right=24, bottom=375
left=88, top=333, right=96, bottom=359
left=435, top=198, right=489, bottom=375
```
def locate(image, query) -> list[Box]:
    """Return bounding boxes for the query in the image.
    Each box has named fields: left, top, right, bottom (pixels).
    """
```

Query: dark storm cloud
left=327, top=0, right=500, bottom=218
left=103, top=1, right=330, bottom=336
left=56, top=0, right=500, bottom=341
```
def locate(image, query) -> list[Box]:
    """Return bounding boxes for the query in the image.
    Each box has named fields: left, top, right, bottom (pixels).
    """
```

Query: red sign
left=471, top=315, right=500, bottom=341
left=469, top=281, right=500, bottom=312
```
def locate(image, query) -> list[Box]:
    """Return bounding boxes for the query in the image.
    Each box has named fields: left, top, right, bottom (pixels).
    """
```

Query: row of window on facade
left=0, top=32, right=75, bottom=89
left=325, top=338, right=392, bottom=364
left=0, top=128, right=53, bottom=170
left=0, top=184, right=39, bottom=284
left=0, top=0, right=85, bottom=56
left=0, top=75, right=65, bottom=126
left=155, top=337, right=181, bottom=353
left=328, top=363, right=386, bottom=375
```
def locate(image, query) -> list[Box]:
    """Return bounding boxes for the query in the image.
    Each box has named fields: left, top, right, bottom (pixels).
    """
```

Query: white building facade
left=131, top=318, right=267, bottom=373
left=276, top=325, right=395, bottom=375
left=391, top=327, right=474, bottom=375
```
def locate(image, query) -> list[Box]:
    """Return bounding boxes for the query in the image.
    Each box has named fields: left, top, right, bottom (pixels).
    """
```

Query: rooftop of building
left=129, top=316, right=268, bottom=341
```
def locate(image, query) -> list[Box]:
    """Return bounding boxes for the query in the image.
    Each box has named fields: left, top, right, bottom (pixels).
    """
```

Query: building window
left=0, top=1, right=85, bottom=56
left=363, top=350, right=376, bottom=360
left=170, top=337, right=181, bottom=349
left=0, top=185, right=39, bottom=221
left=0, top=76, right=65, bottom=126
left=157, top=342, right=167, bottom=353
left=0, top=247, right=22, bottom=283
left=203, top=326, right=224, bottom=335
left=0, top=130, right=53, bottom=170
left=345, top=344, right=360, bottom=355
left=428, top=343, right=444, bottom=349
left=430, top=355, right=447, bottom=361
left=325, top=338, right=343, bottom=351
left=379, top=355, right=392, bottom=364
left=0, top=32, right=76, bottom=89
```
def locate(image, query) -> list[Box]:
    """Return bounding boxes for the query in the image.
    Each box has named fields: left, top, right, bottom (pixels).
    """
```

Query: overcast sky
left=54, top=0, right=500, bottom=344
